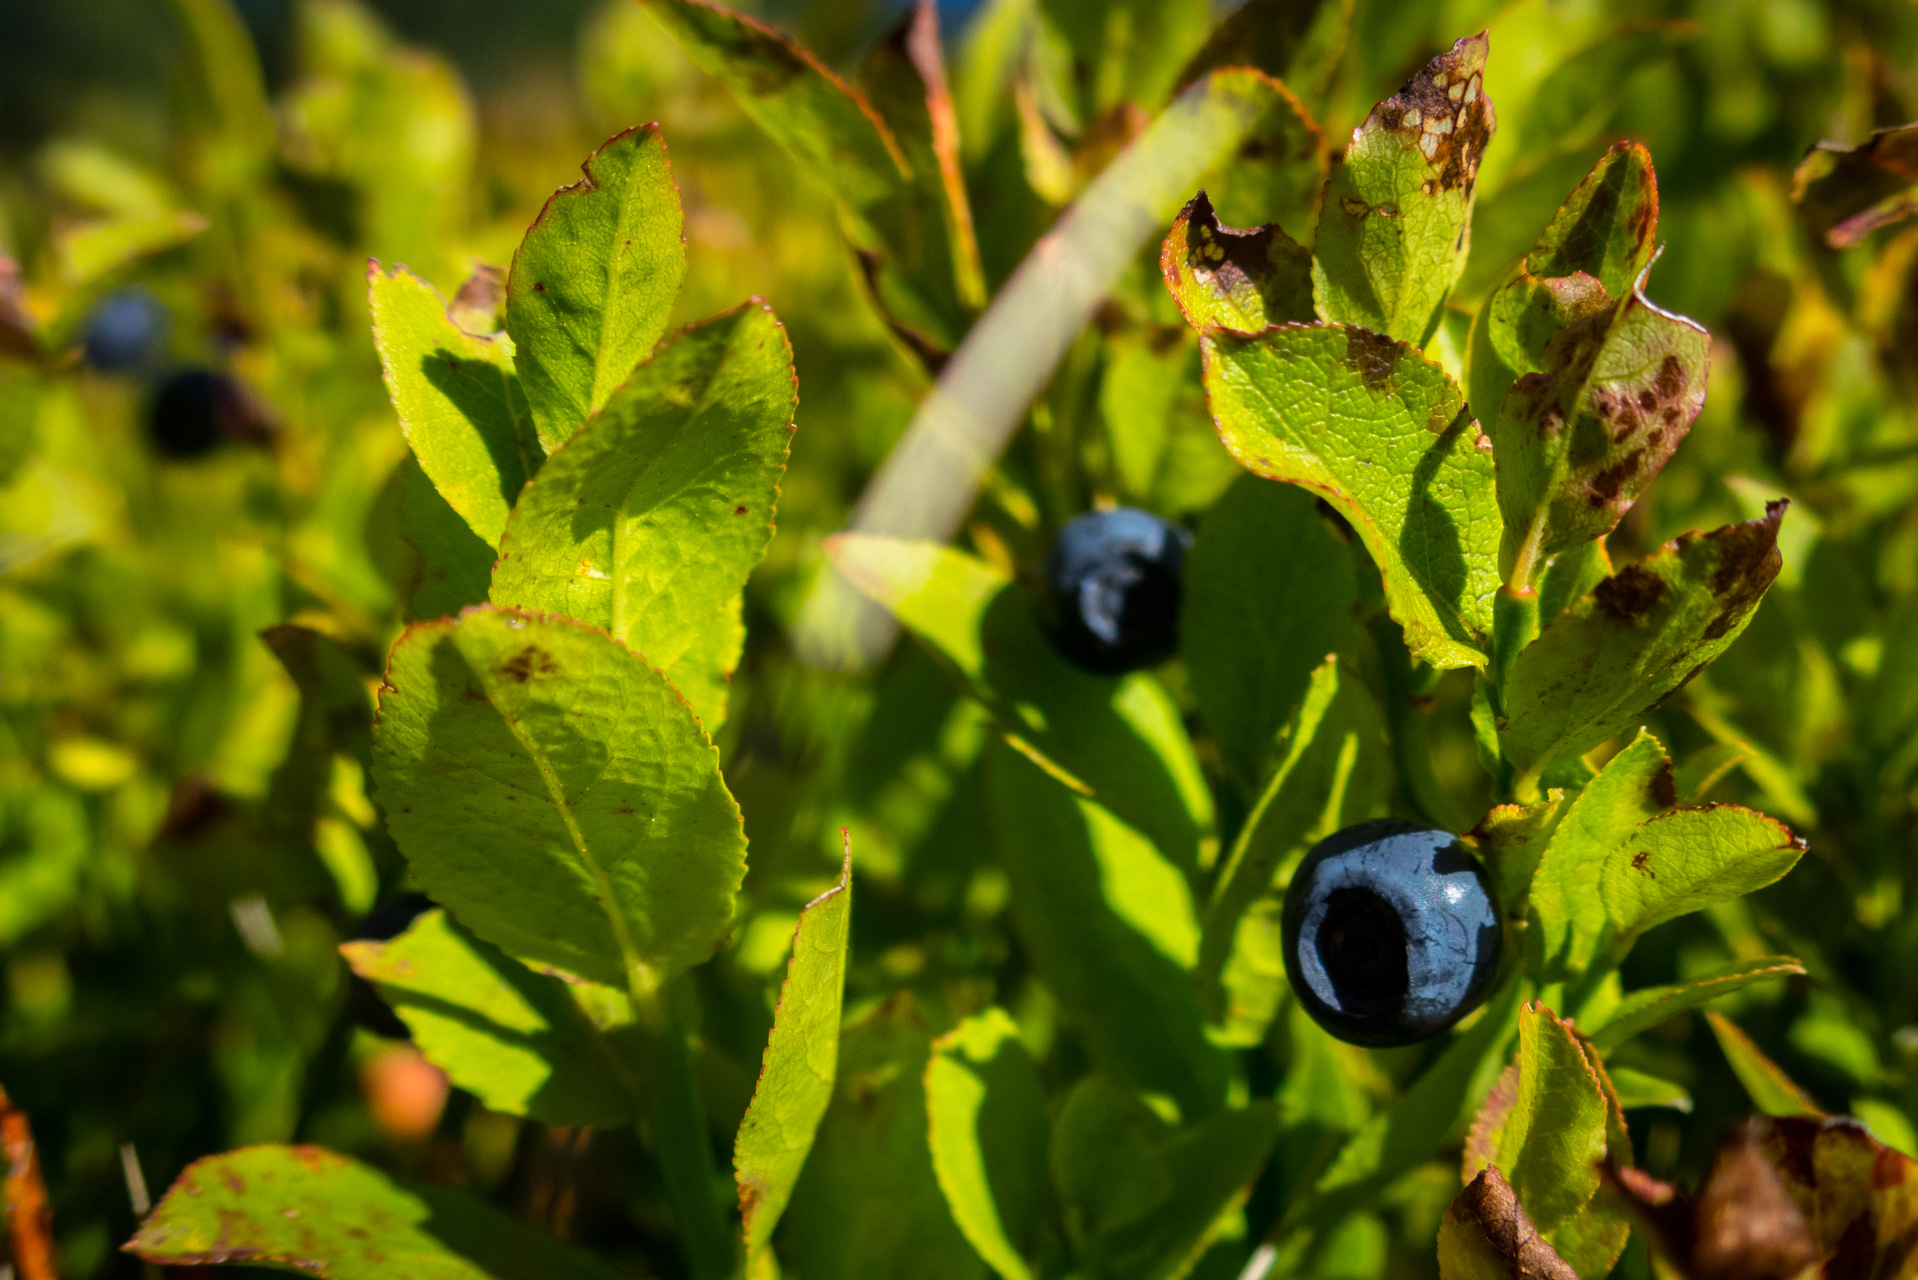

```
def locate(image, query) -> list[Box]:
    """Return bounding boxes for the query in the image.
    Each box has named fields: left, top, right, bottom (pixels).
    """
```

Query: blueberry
left=1042, top=507, right=1191, bottom=674
left=81, top=288, right=169, bottom=373
left=1282, top=819, right=1501, bottom=1047
left=147, top=368, right=259, bottom=459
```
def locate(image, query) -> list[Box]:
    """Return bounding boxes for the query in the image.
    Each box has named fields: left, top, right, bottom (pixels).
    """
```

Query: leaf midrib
left=472, top=647, right=654, bottom=1001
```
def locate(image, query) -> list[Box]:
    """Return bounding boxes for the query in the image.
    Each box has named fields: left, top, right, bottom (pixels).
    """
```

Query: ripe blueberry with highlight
left=1042, top=507, right=1190, bottom=675
left=1282, top=819, right=1501, bottom=1047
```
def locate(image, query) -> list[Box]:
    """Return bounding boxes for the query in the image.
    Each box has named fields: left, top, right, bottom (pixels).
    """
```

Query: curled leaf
left=1160, top=192, right=1313, bottom=334
left=1313, top=33, right=1496, bottom=344
left=1792, top=123, right=1918, bottom=249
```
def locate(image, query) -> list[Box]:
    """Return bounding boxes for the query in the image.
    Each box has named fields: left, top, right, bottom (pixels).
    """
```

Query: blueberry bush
left=4, top=0, right=1918, bottom=1277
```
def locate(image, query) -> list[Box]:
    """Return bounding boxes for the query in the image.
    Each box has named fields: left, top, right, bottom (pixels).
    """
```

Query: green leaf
left=340, top=909, right=639, bottom=1126
left=395, top=458, right=494, bottom=622
left=370, top=605, right=744, bottom=992
left=1463, top=790, right=1568, bottom=922
left=369, top=263, right=539, bottom=546
left=1489, top=1003, right=1608, bottom=1236
left=1316, top=979, right=1522, bottom=1201
left=1160, top=193, right=1315, bottom=342
left=1523, top=141, right=1659, bottom=302
left=1437, top=1166, right=1577, bottom=1280
left=830, top=536, right=1214, bottom=873
left=262, top=623, right=373, bottom=766
left=126, top=1144, right=626, bottom=1279
left=1475, top=149, right=1707, bottom=588
left=1038, top=0, right=1210, bottom=114
left=1051, top=1077, right=1279, bottom=1280
left=925, top=1009, right=1050, bottom=1280
left=1099, top=324, right=1203, bottom=505
left=1596, top=805, right=1805, bottom=958
left=1705, top=1011, right=1823, bottom=1118
left=780, top=998, right=984, bottom=1280
left=505, top=124, right=687, bottom=449
left=735, top=847, right=852, bottom=1269
left=1526, top=729, right=1674, bottom=984
left=986, top=743, right=1225, bottom=1120
left=490, top=303, right=795, bottom=728
left=1201, top=323, right=1502, bottom=670
left=1587, top=955, right=1806, bottom=1053
left=1312, top=34, right=1496, bottom=344
left=1605, top=1066, right=1692, bottom=1112
left=1499, top=504, right=1787, bottom=786
left=1196, top=656, right=1389, bottom=1028
left=55, top=210, right=209, bottom=291
left=1181, top=477, right=1357, bottom=787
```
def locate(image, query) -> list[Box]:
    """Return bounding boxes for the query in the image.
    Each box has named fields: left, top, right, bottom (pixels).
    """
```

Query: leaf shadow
left=1399, top=407, right=1476, bottom=648
left=419, top=349, right=538, bottom=510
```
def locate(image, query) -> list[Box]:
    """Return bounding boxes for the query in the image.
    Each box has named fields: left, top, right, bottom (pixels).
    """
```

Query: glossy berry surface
left=1042, top=507, right=1190, bottom=674
left=147, top=368, right=241, bottom=459
left=1282, top=819, right=1501, bottom=1047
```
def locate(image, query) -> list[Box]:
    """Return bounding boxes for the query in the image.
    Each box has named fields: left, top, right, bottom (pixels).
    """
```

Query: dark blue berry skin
left=1042, top=507, right=1191, bottom=674
left=147, top=368, right=238, bottom=459
left=1282, top=819, right=1501, bottom=1047
left=82, top=289, right=169, bottom=373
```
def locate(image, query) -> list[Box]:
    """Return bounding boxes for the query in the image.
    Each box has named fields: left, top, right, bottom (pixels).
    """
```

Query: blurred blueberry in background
left=81, top=287, right=169, bottom=374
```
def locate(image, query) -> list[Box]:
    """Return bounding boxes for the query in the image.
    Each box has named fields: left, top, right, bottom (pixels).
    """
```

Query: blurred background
left=2, top=0, right=1917, bottom=1275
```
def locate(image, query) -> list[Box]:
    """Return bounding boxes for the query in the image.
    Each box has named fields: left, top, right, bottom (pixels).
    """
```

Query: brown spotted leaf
left=1493, top=287, right=1709, bottom=588
left=125, top=1145, right=626, bottom=1279
left=1499, top=503, right=1787, bottom=786
left=1792, top=123, right=1918, bottom=249
left=1160, top=192, right=1314, bottom=334
left=1466, top=143, right=1659, bottom=434
left=369, top=605, right=746, bottom=992
left=1438, top=1165, right=1579, bottom=1280
left=1470, top=146, right=1704, bottom=588
left=1312, top=33, right=1496, bottom=344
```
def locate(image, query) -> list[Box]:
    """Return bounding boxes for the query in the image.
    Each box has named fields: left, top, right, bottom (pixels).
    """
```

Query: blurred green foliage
left=4, top=0, right=1918, bottom=1276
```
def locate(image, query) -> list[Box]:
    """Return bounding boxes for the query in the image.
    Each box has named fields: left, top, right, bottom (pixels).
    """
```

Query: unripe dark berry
left=1282, top=819, right=1501, bottom=1047
left=1042, top=507, right=1190, bottom=675
left=146, top=368, right=253, bottom=460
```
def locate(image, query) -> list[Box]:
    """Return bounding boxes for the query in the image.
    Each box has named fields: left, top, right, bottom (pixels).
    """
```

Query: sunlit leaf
left=1706, top=1012, right=1823, bottom=1119
left=369, top=263, right=539, bottom=545
left=505, top=125, right=687, bottom=449
left=987, top=743, right=1225, bottom=1119
left=1312, top=34, right=1496, bottom=345
left=370, top=605, right=744, bottom=991
left=780, top=998, right=983, bottom=1280
left=1588, top=955, right=1807, bottom=1052
left=1597, top=807, right=1805, bottom=958
left=925, top=1008, right=1049, bottom=1280
left=1201, top=322, right=1502, bottom=670
left=1051, top=1076, right=1279, bottom=1280
left=1499, top=504, right=1787, bottom=787
left=1160, top=194, right=1314, bottom=336
left=126, top=1145, right=625, bottom=1279
left=490, top=302, right=795, bottom=728
left=340, top=909, right=639, bottom=1126
left=736, top=847, right=852, bottom=1270
left=831, top=536, right=1215, bottom=873
left=1526, top=730, right=1674, bottom=983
